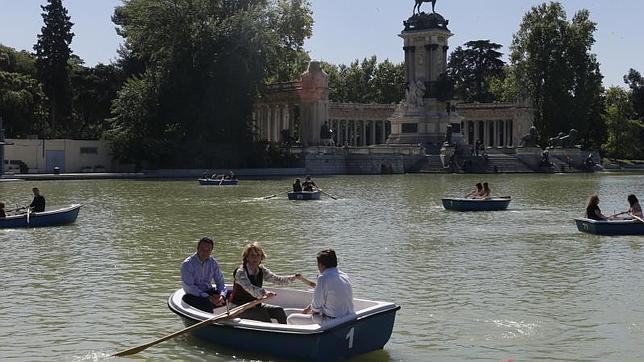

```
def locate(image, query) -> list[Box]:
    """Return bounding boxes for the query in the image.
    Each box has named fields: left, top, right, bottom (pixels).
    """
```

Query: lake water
left=1, top=173, right=643, bottom=361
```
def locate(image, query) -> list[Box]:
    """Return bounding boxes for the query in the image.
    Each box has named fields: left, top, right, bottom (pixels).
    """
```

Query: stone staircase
left=460, top=153, right=535, bottom=173
left=415, top=155, right=446, bottom=173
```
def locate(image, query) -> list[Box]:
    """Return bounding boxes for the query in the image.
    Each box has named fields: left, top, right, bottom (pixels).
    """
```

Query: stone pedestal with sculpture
left=386, top=2, right=464, bottom=162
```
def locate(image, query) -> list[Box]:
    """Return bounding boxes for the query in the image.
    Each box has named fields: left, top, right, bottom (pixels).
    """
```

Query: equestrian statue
left=414, top=0, right=437, bottom=14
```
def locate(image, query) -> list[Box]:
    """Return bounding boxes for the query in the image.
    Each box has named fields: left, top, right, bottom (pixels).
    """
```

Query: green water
left=1, top=173, right=643, bottom=361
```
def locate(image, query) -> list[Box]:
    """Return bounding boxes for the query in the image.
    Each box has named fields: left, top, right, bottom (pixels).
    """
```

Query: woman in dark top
left=585, top=194, right=608, bottom=220
left=627, top=194, right=643, bottom=218
left=231, top=242, right=308, bottom=324
left=293, top=178, right=302, bottom=192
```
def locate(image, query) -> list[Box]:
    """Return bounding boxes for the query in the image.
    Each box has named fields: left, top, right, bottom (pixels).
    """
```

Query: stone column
left=360, top=120, right=366, bottom=146
left=442, top=46, right=449, bottom=71
left=370, top=121, right=376, bottom=146
left=404, top=46, right=416, bottom=85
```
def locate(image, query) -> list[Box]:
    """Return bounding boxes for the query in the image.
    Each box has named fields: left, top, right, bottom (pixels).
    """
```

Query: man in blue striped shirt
left=181, top=237, right=227, bottom=313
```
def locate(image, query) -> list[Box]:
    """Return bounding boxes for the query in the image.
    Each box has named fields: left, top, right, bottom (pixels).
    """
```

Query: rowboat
left=0, top=204, right=81, bottom=228
left=442, top=197, right=511, bottom=211
left=288, top=190, right=321, bottom=200
left=198, top=178, right=239, bottom=186
left=168, top=287, right=399, bottom=361
left=574, top=217, right=644, bottom=235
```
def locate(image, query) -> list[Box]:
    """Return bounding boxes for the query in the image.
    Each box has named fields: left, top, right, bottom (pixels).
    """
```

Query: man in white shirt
left=287, top=249, right=354, bottom=325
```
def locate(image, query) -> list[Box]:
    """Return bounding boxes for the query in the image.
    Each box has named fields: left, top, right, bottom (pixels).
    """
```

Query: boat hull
left=442, top=197, right=511, bottom=211
left=168, top=288, right=399, bottom=361
left=198, top=178, right=238, bottom=185
left=288, top=191, right=321, bottom=200
left=0, top=204, right=81, bottom=228
left=575, top=217, right=644, bottom=235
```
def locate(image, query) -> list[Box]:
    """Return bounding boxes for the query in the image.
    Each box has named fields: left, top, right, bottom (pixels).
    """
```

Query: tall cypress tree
left=34, top=0, right=74, bottom=137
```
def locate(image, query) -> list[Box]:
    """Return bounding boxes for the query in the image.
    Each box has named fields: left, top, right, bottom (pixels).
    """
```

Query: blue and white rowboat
left=0, top=204, right=81, bottom=228
left=442, top=197, right=511, bottom=211
left=198, top=178, right=239, bottom=186
left=288, top=190, right=321, bottom=200
left=575, top=217, right=644, bottom=235
left=168, top=287, right=399, bottom=361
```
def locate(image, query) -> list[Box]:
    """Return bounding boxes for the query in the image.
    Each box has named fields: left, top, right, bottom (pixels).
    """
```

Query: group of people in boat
left=181, top=237, right=353, bottom=325
left=203, top=170, right=236, bottom=180
left=0, top=187, right=46, bottom=218
left=585, top=193, right=642, bottom=220
left=292, top=175, right=318, bottom=192
left=464, top=182, right=492, bottom=199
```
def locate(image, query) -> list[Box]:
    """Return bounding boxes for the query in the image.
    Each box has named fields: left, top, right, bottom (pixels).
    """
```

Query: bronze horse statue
left=414, top=0, right=437, bottom=14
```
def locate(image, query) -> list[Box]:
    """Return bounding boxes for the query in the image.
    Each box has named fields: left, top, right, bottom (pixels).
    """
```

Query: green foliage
left=624, top=68, right=644, bottom=120
left=264, top=0, right=313, bottom=82
left=71, top=63, right=126, bottom=139
left=33, top=0, right=75, bottom=137
left=602, top=86, right=644, bottom=159
left=320, top=56, right=404, bottom=103
left=447, top=40, right=505, bottom=103
left=0, top=44, right=37, bottom=76
left=0, top=45, right=49, bottom=137
left=108, top=0, right=313, bottom=167
left=0, top=70, right=49, bottom=137
left=510, top=2, right=605, bottom=148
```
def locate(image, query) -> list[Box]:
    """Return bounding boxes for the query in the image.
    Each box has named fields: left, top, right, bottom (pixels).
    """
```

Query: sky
left=0, top=0, right=643, bottom=88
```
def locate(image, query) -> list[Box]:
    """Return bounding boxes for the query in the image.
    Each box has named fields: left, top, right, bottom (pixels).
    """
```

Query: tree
left=71, top=62, right=125, bottom=139
left=34, top=0, right=75, bottom=137
left=447, top=40, right=505, bottom=103
left=0, top=70, right=49, bottom=137
left=265, top=0, right=313, bottom=83
left=0, top=44, right=49, bottom=137
left=602, top=86, right=643, bottom=159
left=509, top=2, right=605, bottom=148
left=320, top=57, right=404, bottom=104
left=109, top=0, right=314, bottom=168
left=624, top=68, right=644, bottom=120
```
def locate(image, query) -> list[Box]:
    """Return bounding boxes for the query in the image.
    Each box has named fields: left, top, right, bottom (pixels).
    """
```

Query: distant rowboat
left=442, top=197, right=512, bottom=211
left=574, top=217, right=644, bottom=235
left=0, top=204, right=81, bottom=228
left=198, top=178, right=239, bottom=186
left=287, top=190, right=321, bottom=200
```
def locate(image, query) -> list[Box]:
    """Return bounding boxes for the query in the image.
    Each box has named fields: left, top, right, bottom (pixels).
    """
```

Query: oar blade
left=112, top=296, right=269, bottom=357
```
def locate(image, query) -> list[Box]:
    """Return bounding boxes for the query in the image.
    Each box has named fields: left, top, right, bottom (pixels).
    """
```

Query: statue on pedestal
left=405, top=80, right=426, bottom=108
left=548, top=129, right=578, bottom=148
left=414, top=0, right=437, bottom=14
left=519, top=126, right=540, bottom=148
left=444, top=124, right=453, bottom=146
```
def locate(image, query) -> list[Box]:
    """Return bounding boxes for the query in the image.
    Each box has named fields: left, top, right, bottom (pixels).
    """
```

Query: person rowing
left=230, top=242, right=311, bottom=324
left=585, top=194, right=608, bottom=220
left=302, top=175, right=318, bottom=192
left=293, top=178, right=303, bottom=192
left=612, top=194, right=643, bottom=219
left=464, top=183, right=483, bottom=199
left=479, top=182, right=492, bottom=199
left=29, top=187, right=46, bottom=212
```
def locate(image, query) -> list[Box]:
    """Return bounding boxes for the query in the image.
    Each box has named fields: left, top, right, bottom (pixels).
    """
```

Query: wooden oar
left=608, top=211, right=628, bottom=218
left=319, top=189, right=338, bottom=200
left=26, top=207, right=31, bottom=225
left=113, top=296, right=271, bottom=357
left=632, top=215, right=644, bottom=224
left=262, top=190, right=290, bottom=200
left=299, top=276, right=316, bottom=288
